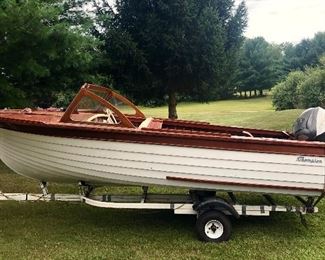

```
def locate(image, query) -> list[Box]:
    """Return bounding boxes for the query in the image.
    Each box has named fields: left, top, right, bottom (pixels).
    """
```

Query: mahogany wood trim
left=162, top=119, right=289, bottom=139
left=83, top=90, right=135, bottom=128
left=60, top=83, right=145, bottom=125
left=60, top=86, right=135, bottom=128
left=85, top=84, right=145, bottom=118
left=146, top=119, right=163, bottom=129
left=1, top=121, right=324, bottom=156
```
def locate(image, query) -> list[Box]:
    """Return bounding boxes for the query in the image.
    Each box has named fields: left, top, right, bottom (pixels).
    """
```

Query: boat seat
left=139, top=117, right=163, bottom=129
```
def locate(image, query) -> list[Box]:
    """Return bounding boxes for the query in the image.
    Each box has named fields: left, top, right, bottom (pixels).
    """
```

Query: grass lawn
left=141, top=96, right=302, bottom=131
left=2, top=96, right=325, bottom=260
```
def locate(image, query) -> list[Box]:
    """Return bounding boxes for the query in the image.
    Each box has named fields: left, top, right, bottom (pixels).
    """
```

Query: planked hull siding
left=0, top=128, right=324, bottom=196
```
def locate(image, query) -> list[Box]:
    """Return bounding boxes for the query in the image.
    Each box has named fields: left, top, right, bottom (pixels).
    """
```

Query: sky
left=240, top=0, right=325, bottom=43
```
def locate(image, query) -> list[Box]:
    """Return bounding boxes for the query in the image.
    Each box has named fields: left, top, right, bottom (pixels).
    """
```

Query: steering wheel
left=87, top=109, right=118, bottom=124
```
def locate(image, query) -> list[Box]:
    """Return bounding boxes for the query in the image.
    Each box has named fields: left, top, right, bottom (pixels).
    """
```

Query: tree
left=237, top=37, right=284, bottom=96
left=95, top=0, right=247, bottom=118
left=297, top=65, right=325, bottom=108
left=272, top=56, right=325, bottom=110
left=283, top=32, right=325, bottom=72
left=0, top=0, right=99, bottom=108
left=272, top=71, right=305, bottom=110
left=283, top=39, right=316, bottom=72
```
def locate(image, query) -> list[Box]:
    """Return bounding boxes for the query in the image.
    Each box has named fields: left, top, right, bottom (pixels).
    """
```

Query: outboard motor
left=293, top=107, right=325, bottom=141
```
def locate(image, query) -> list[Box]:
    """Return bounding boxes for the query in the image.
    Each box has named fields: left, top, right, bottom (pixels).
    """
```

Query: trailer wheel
left=196, top=211, right=231, bottom=242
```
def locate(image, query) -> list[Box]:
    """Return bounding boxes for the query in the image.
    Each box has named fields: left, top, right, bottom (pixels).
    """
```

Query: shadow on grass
left=0, top=200, right=312, bottom=241
left=1, top=196, right=324, bottom=259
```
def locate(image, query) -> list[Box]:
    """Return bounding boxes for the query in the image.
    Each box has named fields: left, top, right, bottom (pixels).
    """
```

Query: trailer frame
left=0, top=187, right=320, bottom=242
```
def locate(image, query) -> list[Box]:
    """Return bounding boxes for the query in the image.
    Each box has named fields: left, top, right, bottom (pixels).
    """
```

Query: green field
left=141, top=96, right=302, bottom=131
left=2, top=97, right=325, bottom=260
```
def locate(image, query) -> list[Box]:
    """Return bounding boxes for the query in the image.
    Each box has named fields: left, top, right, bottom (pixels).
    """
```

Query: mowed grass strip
left=2, top=96, right=324, bottom=260
left=141, top=96, right=303, bottom=131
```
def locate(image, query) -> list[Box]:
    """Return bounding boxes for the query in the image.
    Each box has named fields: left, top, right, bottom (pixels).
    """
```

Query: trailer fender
left=193, top=199, right=240, bottom=219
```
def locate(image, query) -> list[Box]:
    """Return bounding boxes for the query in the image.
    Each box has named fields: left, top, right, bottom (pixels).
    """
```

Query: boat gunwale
left=1, top=120, right=325, bottom=157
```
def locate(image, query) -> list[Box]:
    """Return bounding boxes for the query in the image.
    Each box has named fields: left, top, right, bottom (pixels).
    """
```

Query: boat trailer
left=0, top=183, right=322, bottom=243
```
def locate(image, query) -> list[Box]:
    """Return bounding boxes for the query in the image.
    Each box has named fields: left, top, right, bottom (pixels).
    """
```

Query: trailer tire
left=196, top=211, right=231, bottom=242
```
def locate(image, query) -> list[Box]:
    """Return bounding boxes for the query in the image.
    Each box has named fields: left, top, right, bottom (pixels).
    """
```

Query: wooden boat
left=0, top=83, right=324, bottom=197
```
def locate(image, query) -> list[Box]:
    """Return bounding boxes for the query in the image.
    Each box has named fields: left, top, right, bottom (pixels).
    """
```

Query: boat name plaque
left=296, top=156, right=323, bottom=164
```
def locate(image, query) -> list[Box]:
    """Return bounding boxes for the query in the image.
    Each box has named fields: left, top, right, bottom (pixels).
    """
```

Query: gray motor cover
left=293, top=107, right=325, bottom=141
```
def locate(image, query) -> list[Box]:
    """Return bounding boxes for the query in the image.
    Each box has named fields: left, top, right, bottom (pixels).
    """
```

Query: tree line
left=1, top=0, right=325, bottom=117
left=237, top=32, right=325, bottom=99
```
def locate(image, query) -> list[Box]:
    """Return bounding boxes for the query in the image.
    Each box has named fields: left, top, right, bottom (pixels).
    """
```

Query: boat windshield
left=60, top=83, right=145, bottom=128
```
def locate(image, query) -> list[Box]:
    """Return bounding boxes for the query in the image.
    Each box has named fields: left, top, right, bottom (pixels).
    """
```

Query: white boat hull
left=1, top=128, right=324, bottom=196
